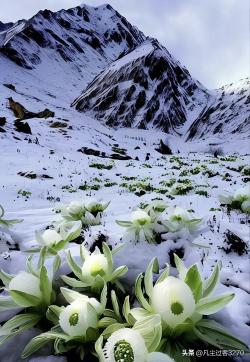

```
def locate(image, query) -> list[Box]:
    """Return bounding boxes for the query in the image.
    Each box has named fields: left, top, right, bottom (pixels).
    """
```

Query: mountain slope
left=186, top=78, right=250, bottom=140
left=0, top=4, right=145, bottom=105
left=0, top=3, right=249, bottom=141
left=72, top=39, right=210, bottom=133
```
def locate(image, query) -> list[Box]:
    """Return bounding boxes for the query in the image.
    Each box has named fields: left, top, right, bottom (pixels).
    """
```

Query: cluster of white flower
left=116, top=202, right=202, bottom=243
left=0, top=199, right=248, bottom=362
left=57, top=199, right=110, bottom=226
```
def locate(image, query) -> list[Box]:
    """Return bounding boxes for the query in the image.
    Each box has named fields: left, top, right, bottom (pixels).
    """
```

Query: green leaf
left=0, top=313, right=41, bottom=339
left=103, top=309, right=117, bottom=319
left=39, top=265, right=52, bottom=306
left=196, top=293, right=235, bottom=315
left=26, top=255, right=39, bottom=277
left=111, top=243, right=125, bottom=256
left=194, top=319, right=249, bottom=351
left=38, top=246, right=47, bottom=270
left=21, top=330, right=70, bottom=358
left=0, top=296, right=20, bottom=312
left=46, top=305, right=64, bottom=325
left=59, top=220, right=81, bottom=242
left=61, top=275, right=88, bottom=288
left=111, top=265, right=128, bottom=281
left=203, top=263, right=220, bottom=298
left=80, top=244, right=89, bottom=261
left=144, top=257, right=159, bottom=298
left=95, top=336, right=105, bottom=362
left=174, top=254, right=187, bottom=280
left=53, top=254, right=61, bottom=273
left=116, top=220, right=133, bottom=227
left=185, top=264, right=203, bottom=302
left=135, top=273, right=152, bottom=312
left=156, top=264, right=170, bottom=284
left=102, top=243, right=113, bottom=273
left=111, top=290, right=121, bottom=320
left=66, top=250, right=83, bottom=280
left=133, top=314, right=162, bottom=352
left=0, top=269, right=14, bottom=286
left=9, top=290, right=41, bottom=307
left=130, top=307, right=152, bottom=322
left=100, top=284, right=107, bottom=309
left=98, top=317, right=118, bottom=328
left=102, top=323, right=126, bottom=338
left=122, top=296, right=131, bottom=324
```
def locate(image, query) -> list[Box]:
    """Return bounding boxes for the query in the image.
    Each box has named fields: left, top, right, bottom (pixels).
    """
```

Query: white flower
left=40, top=229, right=62, bottom=247
left=59, top=299, right=98, bottom=337
left=151, top=276, right=195, bottom=329
left=170, top=207, right=190, bottom=222
left=60, top=287, right=104, bottom=315
left=82, top=254, right=109, bottom=282
left=103, top=328, right=147, bottom=362
left=145, top=201, right=168, bottom=214
left=81, top=211, right=101, bottom=226
left=61, top=201, right=85, bottom=220
left=233, top=187, right=250, bottom=202
left=85, top=200, right=109, bottom=214
left=9, top=271, right=42, bottom=306
left=241, top=200, right=250, bottom=213
left=147, top=352, right=175, bottom=362
left=131, top=210, right=151, bottom=226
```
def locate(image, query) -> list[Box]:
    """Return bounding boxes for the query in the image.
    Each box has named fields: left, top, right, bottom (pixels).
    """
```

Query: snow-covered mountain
left=186, top=78, right=250, bottom=140
left=0, top=4, right=145, bottom=106
left=72, top=39, right=209, bottom=133
left=0, top=3, right=249, bottom=141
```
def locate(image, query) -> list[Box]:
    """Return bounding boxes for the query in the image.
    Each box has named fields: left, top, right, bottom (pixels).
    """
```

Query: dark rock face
left=0, top=117, right=6, bottom=126
left=72, top=39, right=209, bottom=133
left=155, top=139, right=172, bottom=155
left=14, top=120, right=32, bottom=134
left=8, top=98, right=54, bottom=120
left=77, top=147, right=132, bottom=160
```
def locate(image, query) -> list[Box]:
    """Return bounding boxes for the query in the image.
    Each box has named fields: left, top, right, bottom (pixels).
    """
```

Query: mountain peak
left=72, top=38, right=209, bottom=133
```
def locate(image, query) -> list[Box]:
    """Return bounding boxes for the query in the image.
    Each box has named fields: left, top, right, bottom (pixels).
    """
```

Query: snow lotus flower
left=151, top=276, right=195, bottom=329
left=62, top=242, right=127, bottom=292
left=60, top=200, right=86, bottom=221
left=59, top=298, right=98, bottom=337
left=98, top=328, right=174, bottom=362
left=82, top=253, right=109, bottom=283
left=103, top=328, right=148, bottom=362
left=131, top=210, right=151, bottom=226
left=163, top=206, right=202, bottom=233
left=219, top=186, right=250, bottom=213
left=85, top=200, right=110, bottom=216
left=9, top=271, right=42, bottom=307
left=58, top=199, right=110, bottom=226
left=116, top=209, right=158, bottom=243
left=144, top=200, right=168, bottom=214
left=33, top=221, right=81, bottom=253
left=38, top=229, right=62, bottom=247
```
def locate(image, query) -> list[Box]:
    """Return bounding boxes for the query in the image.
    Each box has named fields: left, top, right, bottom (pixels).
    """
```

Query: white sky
left=0, top=0, right=249, bottom=89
